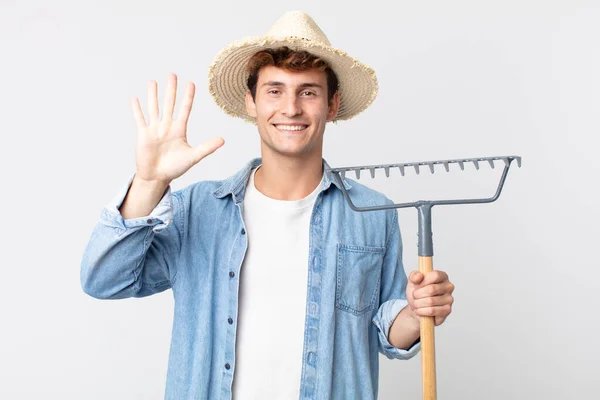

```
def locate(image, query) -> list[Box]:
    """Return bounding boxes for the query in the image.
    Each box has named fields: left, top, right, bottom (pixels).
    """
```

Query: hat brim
left=208, top=36, right=378, bottom=123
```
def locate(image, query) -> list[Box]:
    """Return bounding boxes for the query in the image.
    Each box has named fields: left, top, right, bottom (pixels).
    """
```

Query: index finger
left=176, top=81, right=195, bottom=124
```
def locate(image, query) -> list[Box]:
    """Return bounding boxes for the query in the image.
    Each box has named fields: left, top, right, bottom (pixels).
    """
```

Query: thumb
left=409, top=271, right=423, bottom=285
left=191, top=137, right=225, bottom=164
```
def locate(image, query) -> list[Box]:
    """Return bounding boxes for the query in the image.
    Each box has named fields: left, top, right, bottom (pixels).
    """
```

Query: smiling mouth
left=273, top=124, right=309, bottom=132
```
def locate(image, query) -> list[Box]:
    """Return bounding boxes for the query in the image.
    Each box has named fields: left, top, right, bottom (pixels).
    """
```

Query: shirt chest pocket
left=335, top=244, right=385, bottom=316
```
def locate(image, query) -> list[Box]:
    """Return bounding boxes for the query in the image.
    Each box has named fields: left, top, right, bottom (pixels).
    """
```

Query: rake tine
left=428, top=162, right=435, bottom=174
left=384, top=166, right=390, bottom=177
left=370, top=168, right=376, bottom=178
left=503, top=158, right=510, bottom=167
left=399, top=165, right=405, bottom=176
left=473, top=160, right=480, bottom=170
left=355, top=169, right=361, bottom=180
left=516, top=157, right=522, bottom=167
left=414, top=164, right=420, bottom=174
left=341, top=170, right=346, bottom=180
left=488, top=159, right=495, bottom=169
left=443, top=162, right=449, bottom=172
left=458, top=161, right=464, bottom=170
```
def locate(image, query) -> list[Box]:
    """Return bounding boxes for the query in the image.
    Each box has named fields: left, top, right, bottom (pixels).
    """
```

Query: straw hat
left=208, top=11, right=378, bottom=123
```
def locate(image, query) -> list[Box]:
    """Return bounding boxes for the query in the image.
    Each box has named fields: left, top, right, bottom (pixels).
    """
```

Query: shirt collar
left=212, top=157, right=352, bottom=201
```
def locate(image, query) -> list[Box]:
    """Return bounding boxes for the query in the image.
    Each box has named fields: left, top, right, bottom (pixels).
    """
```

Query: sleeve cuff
left=100, top=173, right=173, bottom=233
left=372, top=299, right=421, bottom=360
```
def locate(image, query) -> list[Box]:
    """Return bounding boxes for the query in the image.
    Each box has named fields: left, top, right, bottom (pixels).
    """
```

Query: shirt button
left=229, top=271, right=235, bottom=278
left=225, top=363, right=231, bottom=370
left=228, top=318, right=233, bottom=324
left=241, top=228, right=246, bottom=235
left=146, top=218, right=153, bottom=224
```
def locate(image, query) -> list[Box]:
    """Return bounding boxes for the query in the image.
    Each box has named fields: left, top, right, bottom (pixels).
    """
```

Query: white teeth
left=276, top=125, right=306, bottom=131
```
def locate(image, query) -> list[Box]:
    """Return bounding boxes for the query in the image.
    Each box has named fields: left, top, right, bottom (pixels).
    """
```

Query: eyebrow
left=261, top=81, right=324, bottom=89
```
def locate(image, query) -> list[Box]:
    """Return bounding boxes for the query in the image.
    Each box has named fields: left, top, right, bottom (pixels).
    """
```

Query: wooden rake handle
left=419, top=255, right=437, bottom=400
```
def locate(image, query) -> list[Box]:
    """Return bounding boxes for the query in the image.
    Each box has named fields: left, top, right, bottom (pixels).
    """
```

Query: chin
left=262, top=142, right=306, bottom=156
left=274, top=148, right=307, bottom=156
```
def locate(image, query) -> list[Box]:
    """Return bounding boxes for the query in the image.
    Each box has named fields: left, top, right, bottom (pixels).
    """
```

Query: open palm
left=130, top=72, right=224, bottom=184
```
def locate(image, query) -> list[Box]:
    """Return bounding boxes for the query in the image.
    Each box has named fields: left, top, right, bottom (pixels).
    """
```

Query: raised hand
left=130, top=72, right=225, bottom=185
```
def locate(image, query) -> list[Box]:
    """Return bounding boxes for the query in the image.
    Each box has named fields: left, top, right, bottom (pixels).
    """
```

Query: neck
left=254, top=150, right=323, bottom=201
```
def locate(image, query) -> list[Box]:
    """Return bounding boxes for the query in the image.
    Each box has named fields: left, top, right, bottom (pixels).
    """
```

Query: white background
left=1, top=0, right=598, bottom=398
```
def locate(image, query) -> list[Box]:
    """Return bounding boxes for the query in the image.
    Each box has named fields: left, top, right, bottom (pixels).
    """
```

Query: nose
left=281, top=92, right=302, bottom=117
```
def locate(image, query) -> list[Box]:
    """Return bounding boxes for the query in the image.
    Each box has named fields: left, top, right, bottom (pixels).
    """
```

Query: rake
left=326, top=155, right=522, bottom=400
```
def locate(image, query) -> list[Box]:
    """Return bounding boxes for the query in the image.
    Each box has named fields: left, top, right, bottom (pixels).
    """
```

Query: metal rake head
left=326, top=155, right=522, bottom=212
left=327, top=155, right=522, bottom=256
left=331, top=156, right=522, bottom=180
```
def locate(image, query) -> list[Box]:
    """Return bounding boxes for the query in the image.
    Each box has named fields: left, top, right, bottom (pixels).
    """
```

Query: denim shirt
left=80, top=157, right=420, bottom=400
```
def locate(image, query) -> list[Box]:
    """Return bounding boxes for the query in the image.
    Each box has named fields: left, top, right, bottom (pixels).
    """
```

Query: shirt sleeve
left=372, top=206, right=421, bottom=360
left=80, top=172, right=184, bottom=300
left=102, top=173, right=173, bottom=233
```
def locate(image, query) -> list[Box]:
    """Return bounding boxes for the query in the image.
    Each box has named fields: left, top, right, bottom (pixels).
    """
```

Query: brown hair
left=246, top=46, right=339, bottom=103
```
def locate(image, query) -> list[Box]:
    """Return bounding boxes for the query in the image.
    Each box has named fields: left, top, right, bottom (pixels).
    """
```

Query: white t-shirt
left=232, top=166, right=322, bottom=400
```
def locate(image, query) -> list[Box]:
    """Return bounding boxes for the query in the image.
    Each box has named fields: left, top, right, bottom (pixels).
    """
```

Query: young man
left=80, top=11, right=454, bottom=400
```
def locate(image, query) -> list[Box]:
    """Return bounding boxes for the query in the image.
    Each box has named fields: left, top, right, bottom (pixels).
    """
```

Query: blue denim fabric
left=80, top=157, right=420, bottom=399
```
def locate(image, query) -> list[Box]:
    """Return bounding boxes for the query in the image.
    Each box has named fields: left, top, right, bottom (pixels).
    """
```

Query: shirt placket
left=222, top=197, right=248, bottom=399
left=299, top=195, right=324, bottom=399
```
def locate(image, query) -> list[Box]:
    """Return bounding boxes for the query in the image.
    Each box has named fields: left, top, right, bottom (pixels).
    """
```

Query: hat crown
left=266, top=11, right=331, bottom=46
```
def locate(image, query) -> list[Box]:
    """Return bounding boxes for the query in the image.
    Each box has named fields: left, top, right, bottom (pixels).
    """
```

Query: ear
left=327, top=91, right=340, bottom=121
left=245, top=90, right=257, bottom=118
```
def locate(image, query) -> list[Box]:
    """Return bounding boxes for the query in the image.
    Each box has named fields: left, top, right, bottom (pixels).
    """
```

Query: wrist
left=405, top=306, right=421, bottom=329
left=388, top=305, right=421, bottom=349
left=133, top=174, right=171, bottom=192
left=395, top=305, right=420, bottom=334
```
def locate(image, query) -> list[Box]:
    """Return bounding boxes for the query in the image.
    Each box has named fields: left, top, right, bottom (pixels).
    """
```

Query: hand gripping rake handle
left=327, top=155, right=521, bottom=400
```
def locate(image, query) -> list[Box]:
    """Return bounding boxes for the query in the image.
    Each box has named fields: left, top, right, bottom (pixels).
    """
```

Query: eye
left=301, top=91, right=315, bottom=96
left=268, top=89, right=281, bottom=95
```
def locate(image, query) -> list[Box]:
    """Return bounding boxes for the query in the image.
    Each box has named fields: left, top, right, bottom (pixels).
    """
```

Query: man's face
left=245, top=65, right=340, bottom=159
